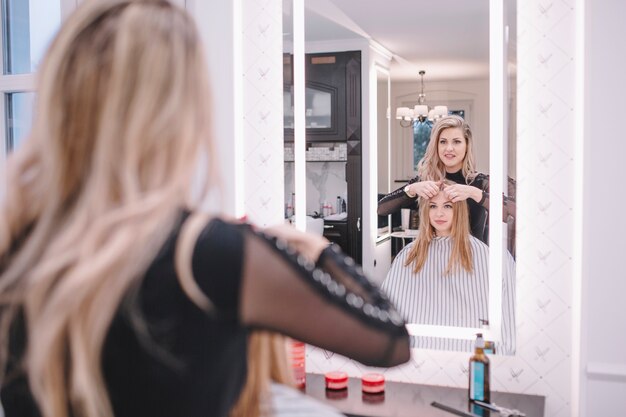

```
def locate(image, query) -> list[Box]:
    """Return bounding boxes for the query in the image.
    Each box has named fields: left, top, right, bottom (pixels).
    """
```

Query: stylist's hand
left=442, top=183, right=482, bottom=203
left=408, top=180, right=441, bottom=199
left=264, top=223, right=329, bottom=262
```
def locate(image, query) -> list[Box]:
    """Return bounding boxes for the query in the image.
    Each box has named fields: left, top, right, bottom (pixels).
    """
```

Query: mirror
left=296, top=0, right=516, bottom=354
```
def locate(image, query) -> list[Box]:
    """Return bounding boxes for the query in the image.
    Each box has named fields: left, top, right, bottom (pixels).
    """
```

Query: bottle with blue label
left=468, top=333, right=491, bottom=403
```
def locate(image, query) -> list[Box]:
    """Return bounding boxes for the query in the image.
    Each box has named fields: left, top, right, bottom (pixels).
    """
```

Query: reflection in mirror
left=381, top=179, right=516, bottom=354
left=284, top=87, right=334, bottom=130
left=297, top=0, right=516, bottom=354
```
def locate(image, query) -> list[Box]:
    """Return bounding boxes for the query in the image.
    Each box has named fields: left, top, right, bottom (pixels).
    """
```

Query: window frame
left=0, top=0, right=77, bottom=158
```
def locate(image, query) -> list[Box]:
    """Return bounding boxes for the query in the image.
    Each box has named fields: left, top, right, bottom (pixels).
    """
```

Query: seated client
left=381, top=181, right=516, bottom=354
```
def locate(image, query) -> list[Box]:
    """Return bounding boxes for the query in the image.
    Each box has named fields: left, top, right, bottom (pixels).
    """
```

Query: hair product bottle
left=468, top=333, right=490, bottom=403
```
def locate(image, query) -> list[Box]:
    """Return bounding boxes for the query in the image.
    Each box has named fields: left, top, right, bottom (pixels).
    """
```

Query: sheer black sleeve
left=471, top=173, right=516, bottom=220
left=192, top=219, right=410, bottom=368
left=377, top=176, right=420, bottom=216
left=471, top=174, right=517, bottom=257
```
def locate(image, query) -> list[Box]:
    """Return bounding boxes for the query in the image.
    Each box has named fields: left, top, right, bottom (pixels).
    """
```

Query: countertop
left=305, top=374, right=544, bottom=417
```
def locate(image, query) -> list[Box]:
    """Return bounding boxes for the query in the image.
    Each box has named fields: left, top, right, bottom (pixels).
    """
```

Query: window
left=1, top=0, right=68, bottom=156
left=2, top=0, right=61, bottom=74
left=5, top=91, right=33, bottom=151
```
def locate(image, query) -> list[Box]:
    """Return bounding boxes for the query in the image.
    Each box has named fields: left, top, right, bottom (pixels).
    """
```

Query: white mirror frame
left=292, top=0, right=307, bottom=232
left=291, top=0, right=507, bottom=347
left=375, top=64, right=391, bottom=244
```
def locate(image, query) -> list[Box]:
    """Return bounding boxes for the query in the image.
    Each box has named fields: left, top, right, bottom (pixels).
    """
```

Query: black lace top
left=1, top=217, right=409, bottom=417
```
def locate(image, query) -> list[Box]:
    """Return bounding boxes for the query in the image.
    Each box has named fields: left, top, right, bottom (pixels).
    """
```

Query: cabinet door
left=303, top=53, right=346, bottom=142
left=284, top=51, right=360, bottom=143
left=323, top=221, right=348, bottom=253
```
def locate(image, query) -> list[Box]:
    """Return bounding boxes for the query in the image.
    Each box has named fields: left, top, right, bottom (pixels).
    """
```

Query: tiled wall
left=240, top=1, right=577, bottom=416
left=242, top=0, right=284, bottom=226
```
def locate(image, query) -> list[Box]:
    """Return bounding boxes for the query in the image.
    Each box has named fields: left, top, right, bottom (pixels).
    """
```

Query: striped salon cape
left=381, top=235, right=516, bottom=354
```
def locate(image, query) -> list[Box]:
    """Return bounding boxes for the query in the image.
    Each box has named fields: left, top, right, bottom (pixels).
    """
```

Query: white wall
left=241, top=0, right=285, bottom=226
left=377, top=79, right=390, bottom=194
left=580, top=0, right=626, bottom=415
left=190, top=0, right=241, bottom=215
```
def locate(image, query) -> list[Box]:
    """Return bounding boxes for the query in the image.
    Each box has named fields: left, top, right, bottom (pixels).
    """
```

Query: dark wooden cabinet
left=323, top=220, right=348, bottom=254
left=284, top=50, right=362, bottom=264
left=284, top=51, right=361, bottom=144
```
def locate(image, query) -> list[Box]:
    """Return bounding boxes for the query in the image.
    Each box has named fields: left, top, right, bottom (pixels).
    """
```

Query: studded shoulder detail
left=253, top=229, right=406, bottom=331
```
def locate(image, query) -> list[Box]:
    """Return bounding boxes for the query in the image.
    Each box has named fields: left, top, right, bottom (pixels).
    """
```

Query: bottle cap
left=475, top=333, right=485, bottom=348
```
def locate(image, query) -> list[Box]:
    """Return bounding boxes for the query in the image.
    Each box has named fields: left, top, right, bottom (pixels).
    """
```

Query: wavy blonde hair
left=0, top=1, right=216, bottom=417
left=416, top=115, right=477, bottom=183
left=404, top=181, right=473, bottom=275
left=229, top=332, right=295, bottom=417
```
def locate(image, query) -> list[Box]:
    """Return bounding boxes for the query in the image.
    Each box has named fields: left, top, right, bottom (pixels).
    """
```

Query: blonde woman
left=0, top=2, right=409, bottom=417
left=378, top=115, right=516, bottom=256
left=381, top=182, right=515, bottom=354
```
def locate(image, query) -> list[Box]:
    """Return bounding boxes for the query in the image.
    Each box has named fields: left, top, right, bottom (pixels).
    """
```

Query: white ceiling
left=304, top=0, right=491, bottom=82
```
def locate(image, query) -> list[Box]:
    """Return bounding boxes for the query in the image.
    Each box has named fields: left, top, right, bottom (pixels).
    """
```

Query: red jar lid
left=361, top=373, right=385, bottom=393
left=325, top=371, right=348, bottom=390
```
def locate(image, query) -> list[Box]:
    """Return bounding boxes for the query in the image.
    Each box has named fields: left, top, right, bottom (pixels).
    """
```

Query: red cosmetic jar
left=324, top=371, right=348, bottom=390
left=361, top=373, right=385, bottom=394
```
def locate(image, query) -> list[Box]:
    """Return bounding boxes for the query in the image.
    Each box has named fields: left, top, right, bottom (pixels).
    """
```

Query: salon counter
left=305, top=374, right=544, bottom=417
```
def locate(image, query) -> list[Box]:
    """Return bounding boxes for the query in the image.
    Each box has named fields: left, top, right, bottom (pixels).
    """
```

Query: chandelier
left=395, top=70, right=448, bottom=128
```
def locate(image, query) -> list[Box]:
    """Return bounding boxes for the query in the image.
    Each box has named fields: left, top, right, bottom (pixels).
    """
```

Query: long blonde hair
left=404, top=181, right=473, bottom=275
left=229, top=332, right=295, bottom=417
left=416, top=115, right=477, bottom=183
left=0, top=2, right=215, bottom=417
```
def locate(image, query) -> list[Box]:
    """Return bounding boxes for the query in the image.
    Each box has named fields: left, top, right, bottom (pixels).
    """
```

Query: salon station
left=2, top=0, right=624, bottom=416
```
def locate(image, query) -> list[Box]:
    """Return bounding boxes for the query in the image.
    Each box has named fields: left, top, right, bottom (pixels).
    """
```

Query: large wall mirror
left=288, top=0, right=517, bottom=354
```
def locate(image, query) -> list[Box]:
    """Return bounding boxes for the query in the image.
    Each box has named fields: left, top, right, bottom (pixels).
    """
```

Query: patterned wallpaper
left=242, top=0, right=284, bottom=226
left=238, top=0, right=578, bottom=416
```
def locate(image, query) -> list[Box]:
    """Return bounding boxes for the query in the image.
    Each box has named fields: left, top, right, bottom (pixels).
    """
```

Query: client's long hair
left=229, top=332, right=295, bottom=417
left=0, top=2, right=216, bottom=417
left=404, top=181, right=473, bottom=275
